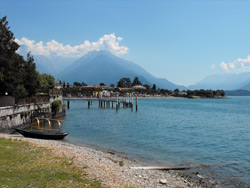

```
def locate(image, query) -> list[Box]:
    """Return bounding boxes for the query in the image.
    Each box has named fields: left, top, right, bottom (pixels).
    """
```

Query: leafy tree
left=132, top=77, right=142, bottom=86
left=152, top=84, right=156, bottom=90
left=24, top=52, right=40, bottom=96
left=0, top=16, right=19, bottom=58
left=110, top=84, right=115, bottom=88
left=0, top=16, right=40, bottom=100
left=174, top=89, right=179, bottom=93
left=39, top=74, right=55, bottom=89
left=100, top=83, right=106, bottom=86
left=73, top=82, right=81, bottom=87
left=117, top=77, right=131, bottom=88
left=63, top=81, right=66, bottom=88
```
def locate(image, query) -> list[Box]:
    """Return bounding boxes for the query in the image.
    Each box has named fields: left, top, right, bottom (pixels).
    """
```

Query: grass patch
left=0, top=138, right=102, bottom=188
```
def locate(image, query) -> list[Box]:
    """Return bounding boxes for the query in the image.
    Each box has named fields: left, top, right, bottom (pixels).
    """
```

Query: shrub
left=52, top=100, right=62, bottom=114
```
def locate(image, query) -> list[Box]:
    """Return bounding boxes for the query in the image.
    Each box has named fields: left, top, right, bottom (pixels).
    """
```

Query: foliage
left=186, top=89, right=225, bottom=98
left=0, top=16, right=19, bottom=58
left=73, top=82, right=81, bottom=87
left=52, top=99, right=62, bottom=113
left=131, top=77, right=142, bottom=86
left=39, top=73, right=55, bottom=89
left=0, top=138, right=102, bottom=187
left=100, top=83, right=106, bottom=86
left=117, top=77, right=131, bottom=88
left=152, top=84, right=156, bottom=90
left=0, top=16, right=40, bottom=100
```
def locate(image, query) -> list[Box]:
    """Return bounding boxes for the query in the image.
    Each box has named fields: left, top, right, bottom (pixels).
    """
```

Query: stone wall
left=0, top=102, right=51, bottom=133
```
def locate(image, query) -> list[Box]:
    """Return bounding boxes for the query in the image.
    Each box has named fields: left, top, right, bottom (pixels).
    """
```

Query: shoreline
left=62, top=96, right=226, bottom=100
left=0, top=133, right=218, bottom=188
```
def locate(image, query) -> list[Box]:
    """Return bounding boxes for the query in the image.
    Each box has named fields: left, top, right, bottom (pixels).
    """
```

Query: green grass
left=0, top=138, right=102, bottom=188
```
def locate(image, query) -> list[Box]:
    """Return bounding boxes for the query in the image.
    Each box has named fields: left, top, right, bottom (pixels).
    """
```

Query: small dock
left=65, top=96, right=138, bottom=112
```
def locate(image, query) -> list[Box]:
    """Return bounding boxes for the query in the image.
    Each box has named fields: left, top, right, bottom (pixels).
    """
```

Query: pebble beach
left=0, top=133, right=217, bottom=188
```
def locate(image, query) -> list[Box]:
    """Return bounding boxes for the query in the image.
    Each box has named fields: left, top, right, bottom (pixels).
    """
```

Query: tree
left=132, top=77, right=142, bottom=86
left=100, top=83, right=106, bottom=86
left=73, top=82, right=81, bottom=87
left=39, top=74, right=55, bottom=89
left=174, top=89, right=179, bottom=93
left=152, top=84, right=156, bottom=90
left=117, top=78, right=131, bottom=88
left=0, top=16, right=40, bottom=100
left=24, top=52, right=40, bottom=96
left=0, top=16, right=19, bottom=58
left=110, top=84, right=115, bottom=88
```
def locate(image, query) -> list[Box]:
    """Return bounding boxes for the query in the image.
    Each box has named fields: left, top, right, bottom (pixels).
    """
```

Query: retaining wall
left=0, top=102, right=51, bottom=132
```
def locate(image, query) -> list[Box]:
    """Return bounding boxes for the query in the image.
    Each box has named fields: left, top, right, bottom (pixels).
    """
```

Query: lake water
left=62, top=97, right=250, bottom=187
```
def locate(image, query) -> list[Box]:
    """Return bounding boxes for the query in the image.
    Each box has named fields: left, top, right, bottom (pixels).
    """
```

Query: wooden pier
left=65, top=96, right=138, bottom=112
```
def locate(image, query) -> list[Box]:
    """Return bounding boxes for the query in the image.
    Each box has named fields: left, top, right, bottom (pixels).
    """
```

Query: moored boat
left=14, top=117, right=69, bottom=140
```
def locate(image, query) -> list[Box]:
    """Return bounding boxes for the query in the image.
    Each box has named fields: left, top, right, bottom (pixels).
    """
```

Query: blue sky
left=1, top=0, right=250, bottom=86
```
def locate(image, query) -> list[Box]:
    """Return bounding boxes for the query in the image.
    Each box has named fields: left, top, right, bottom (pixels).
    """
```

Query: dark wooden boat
left=14, top=128, right=69, bottom=140
left=14, top=117, right=69, bottom=140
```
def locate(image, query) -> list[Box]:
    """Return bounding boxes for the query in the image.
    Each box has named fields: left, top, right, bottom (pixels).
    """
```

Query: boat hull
left=14, top=128, right=69, bottom=140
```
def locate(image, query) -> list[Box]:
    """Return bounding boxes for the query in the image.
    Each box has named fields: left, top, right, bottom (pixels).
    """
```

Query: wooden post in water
left=112, top=101, right=114, bottom=108
left=67, top=100, right=70, bottom=109
left=131, top=96, right=133, bottom=111
left=88, top=101, right=90, bottom=108
left=136, top=96, right=138, bottom=112
left=116, top=95, right=119, bottom=111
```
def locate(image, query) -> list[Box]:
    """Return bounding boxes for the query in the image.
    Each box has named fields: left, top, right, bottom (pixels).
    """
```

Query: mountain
left=59, top=50, right=186, bottom=90
left=189, top=72, right=250, bottom=90
left=17, top=45, right=77, bottom=77
left=34, top=55, right=77, bottom=76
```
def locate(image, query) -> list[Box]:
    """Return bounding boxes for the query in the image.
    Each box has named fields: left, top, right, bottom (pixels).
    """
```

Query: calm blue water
left=62, top=97, right=250, bottom=187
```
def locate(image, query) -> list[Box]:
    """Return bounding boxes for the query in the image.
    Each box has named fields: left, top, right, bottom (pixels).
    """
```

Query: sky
left=1, top=0, right=250, bottom=86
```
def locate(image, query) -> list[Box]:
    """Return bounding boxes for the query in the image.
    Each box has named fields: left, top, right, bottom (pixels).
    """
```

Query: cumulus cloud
left=15, top=33, right=128, bottom=57
left=220, top=61, right=230, bottom=72
left=220, top=55, right=250, bottom=73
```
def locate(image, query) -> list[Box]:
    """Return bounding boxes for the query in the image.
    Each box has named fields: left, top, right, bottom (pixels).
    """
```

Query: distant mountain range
left=30, top=50, right=185, bottom=90
left=58, top=50, right=186, bottom=90
left=189, top=72, right=250, bottom=90
left=19, top=47, right=250, bottom=91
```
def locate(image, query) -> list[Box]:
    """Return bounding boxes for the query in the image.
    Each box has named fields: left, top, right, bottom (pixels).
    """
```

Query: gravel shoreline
left=0, top=133, right=217, bottom=188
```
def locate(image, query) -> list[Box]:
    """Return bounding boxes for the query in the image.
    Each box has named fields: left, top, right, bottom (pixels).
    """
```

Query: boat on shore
left=14, top=117, right=69, bottom=140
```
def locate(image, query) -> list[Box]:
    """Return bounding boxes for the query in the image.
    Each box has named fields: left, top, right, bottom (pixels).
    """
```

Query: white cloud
left=15, top=33, right=128, bottom=57
left=211, top=63, right=215, bottom=69
left=220, top=61, right=230, bottom=73
left=220, top=55, right=250, bottom=73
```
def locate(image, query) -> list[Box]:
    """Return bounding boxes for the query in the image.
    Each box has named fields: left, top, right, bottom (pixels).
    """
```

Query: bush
left=52, top=100, right=62, bottom=114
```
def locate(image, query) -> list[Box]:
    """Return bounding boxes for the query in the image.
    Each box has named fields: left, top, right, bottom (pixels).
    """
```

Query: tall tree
left=39, top=74, right=55, bottom=89
left=24, top=52, right=40, bottom=96
left=132, top=77, right=142, bottom=86
left=117, top=77, right=131, bottom=88
left=0, top=16, right=41, bottom=100
left=152, top=84, right=156, bottom=90
left=0, top=16, right=19, bottom=58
